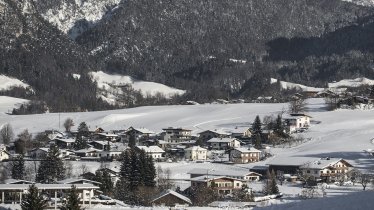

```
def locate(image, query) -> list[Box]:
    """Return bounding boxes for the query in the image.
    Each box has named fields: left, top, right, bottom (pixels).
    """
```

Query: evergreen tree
left=273, top=115, right=285, bottom=137
left=101, top=170, right=114, bottom=196
left=270, top=170, right=279, bottom=195
left=128, top=133, right=136, bottom=148
left=21, top=184, right=47, bottom=210
left=254, top=134, right=262, bottom=149
left=144, top=154, right=156, bottom=187
left=11, top=155, right=25, bottom=180
left=61, top=185, right=81, bottom=210
left=74, top=135, right=87, bottom=150
left=36, top=145, right=65, bottom=183
left=77, top=122, right=89, bottom=137
left=252, top=115, right=262, bottom=135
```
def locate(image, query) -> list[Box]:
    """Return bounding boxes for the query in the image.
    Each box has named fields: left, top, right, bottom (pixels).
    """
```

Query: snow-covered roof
left=74, top=148, right=102, bottom=153
left=198, top=129, right=230, bottom=135
left=55, top=138, right=75, bottom=143
left=185, top=146, right=207, bottom=151
left=300, top=158, right=352, bottom=170
left=152, top=189, right=192, bottom=204
left=233, top=147, right=261, bottom=153
left=162, top=127, right=192, bottom=131
left=188, top=168, right=261, bottom=177
left=4, top=179, right=35, bottom=184
left=137, top=146, right=165, bottom=153
left=57, top=178, right=101, bottom=185
left=267, top=157, right=311, bottom=166
left=190, top=175, right=243, bottom=182
left=228, top=127, right=250, bottom=134
left=207, top=138, right=238, bottom=143
left=127, top=127, right=155, bottom=134
left=97, top=133, right=118, bottom=137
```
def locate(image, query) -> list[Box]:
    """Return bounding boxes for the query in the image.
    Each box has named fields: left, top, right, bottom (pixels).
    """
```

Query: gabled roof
left=97, top=133, right=118, bottom=137
left=190, top=175, right=243, bottom=182
left=57, top=178, right=101, bottom=185
left=137, top=146, right=165, bottom=153
left=162, top=127, right=192, bottom=131
left=152, top=190, right=192, bottom=204
left=233, top=147, right=261, bottom=153
left=127, top=127, right=155, bottom=134
left=198, top=129, right=230, bottom=135
left=300, top=158, right=353, bottom=170
left=55, top=138, right=76, bottom=143
left=4, top=179, right=35, bottom=184
left=74, top=148, right=102, bottom=153
left=185, top=146, right=207, bottom=151
left=207, top=138, right=238, bottom=143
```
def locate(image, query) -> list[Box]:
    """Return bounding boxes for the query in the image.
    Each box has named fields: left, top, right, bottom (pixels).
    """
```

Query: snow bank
left=342, top=0, right=374, bottom=7
left=328, top=77, right=374, bottom=88
left=270, top=78, right=323, bottom=92
left=0, top=75, right=30, bottom=91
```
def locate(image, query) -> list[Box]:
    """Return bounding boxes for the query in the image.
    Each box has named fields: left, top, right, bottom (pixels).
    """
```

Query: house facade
left=0, top=145, right=9, bottom=161
left=198, top=130, right=230, bottom=142
left=188, top=168, right=262, bottom=181
left=207, top=138, right=241, bottom=150
left=136, top=146, right=165, bottom=160
left=163, top=127, right=192, bottom=144
left=151, top=190, right=192, bottom=206
left=230, top=148, right=261, bottom=163
left=184, top=146, right=207, bottom=161
left=301, top=158, right=353, bottom=182
left=190, top=176, right=243, bottom=194
left=284, top=114, right=311, bottom=133
left=122, top=127, right=155, bottom=145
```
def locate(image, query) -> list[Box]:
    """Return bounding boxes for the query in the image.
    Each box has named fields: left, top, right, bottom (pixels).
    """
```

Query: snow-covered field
left=2, top=96, right=374, bottom=208
left=270, top=78, right=323, bottom=92
left=328, top=77, right=374, bottom=88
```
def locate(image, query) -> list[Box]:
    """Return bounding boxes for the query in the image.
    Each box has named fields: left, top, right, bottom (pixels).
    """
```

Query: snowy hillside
left=90, top=71, right=186, bottom=104
left=270, top=78, right=324, bottom=92
left=0, top=96, right=28, bottom=113
left=328, top=77, right=374, bottom=88
left=342, top=0, right=374, bottom=6
left=41, top=0, right=121, bottom=39
left=0, top=75, right=30, bottom=91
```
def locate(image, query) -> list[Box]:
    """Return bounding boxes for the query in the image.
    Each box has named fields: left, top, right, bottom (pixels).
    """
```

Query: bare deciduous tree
left=0, top=123, right=14, bottom=145
left=156, top=166, right=174, bottom=191
left=288, top=97, right=306, bottom=113
left=63, top=118, right=74, bottom=132
left=358, top=173, right=372, bottom=191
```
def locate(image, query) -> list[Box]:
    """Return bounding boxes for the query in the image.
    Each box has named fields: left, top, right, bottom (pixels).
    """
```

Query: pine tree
left=273, top=115, right=283, bottom=135
left=21, top=184, right=47, bottom=210
left=254, top=134, right=262, bottom=149
left=128, top=133, right=136, bottom=148
left=74, top=135, right=87, bottom=150
left=144, top=155, right=156, bottom=187
left=77, top=122, right=89, bottom=137
left=101, top=170, right=114, bottom=196
left=36, top=145, right=65, bottom=183
left=270, top=170, right=279, bottom=195
left=252, top=115, right=262, bottom=135
left=61, top=185, right=81, bottom=210
left=11, top=154, right=25, bottom=180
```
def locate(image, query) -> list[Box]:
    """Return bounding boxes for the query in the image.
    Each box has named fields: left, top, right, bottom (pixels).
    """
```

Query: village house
left=162, top=127, right=192, bottom=145
left=151, top=190, right=192, bottom=207
left=54, top=138, right=75, bottom=149
left=28, top=148, right=49, bottom=159
left=136, top=145, right=165, bottom=160
left=93, top=132, right=119, bottom=142
left=198, top=129, right=230, bottom=143
left=207, top=138, right=241, bottom=150
left=74, top=148, right=102, bottom=160
left=188, top=168, right=262, bottom=181
left=230, top=147, right=262, bottom=163
left=99, top=142, right=126, bottom=160
left=96, top=168, right=120, bottom=183
left=57, top=178, right=101, bottom=187
left=283, top=113, right=312, bottom=133
left=300, top=158, right=354, bottom=182
left=121, top=127, right=155, bottom=145
left=184, top=146, right=207, bottom=161
left=0, top=145, right=10, bottom=161
left=190, top=175, right=244, bottom=194
left=227, top=127, right=252, bottom=139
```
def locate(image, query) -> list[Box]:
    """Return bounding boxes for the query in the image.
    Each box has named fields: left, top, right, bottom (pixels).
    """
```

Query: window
left=236, top=183, right=239, bottom=187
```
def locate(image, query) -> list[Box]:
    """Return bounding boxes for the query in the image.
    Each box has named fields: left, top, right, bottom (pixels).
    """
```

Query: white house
left=283, top=113, right=312, bottom=133
left=300, top=158, right=353, bottom=181
left=230, top=147, right=262, bottom=164
left=207, top=138, right=241, bottom=150
left=162, top=127, right=192, bottom=144
left=136, top=146, right=165, bottom=159
left=0, top=145, right=9, bottom=161
left=184, top=146, right=207, bottom=161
